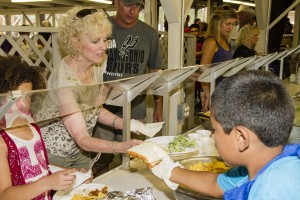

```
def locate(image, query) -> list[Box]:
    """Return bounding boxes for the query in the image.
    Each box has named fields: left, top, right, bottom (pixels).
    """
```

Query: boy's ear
left=234, top=126, right=250, bottom=152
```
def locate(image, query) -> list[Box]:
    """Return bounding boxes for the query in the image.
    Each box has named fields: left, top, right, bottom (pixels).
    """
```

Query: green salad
left=168, top=135, right=196, bottom=153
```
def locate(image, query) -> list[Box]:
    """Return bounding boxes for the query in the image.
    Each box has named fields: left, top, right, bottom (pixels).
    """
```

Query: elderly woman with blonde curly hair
left=233, top=24, right=260, bottom=58
left=40, top=6, right=142, bottom=170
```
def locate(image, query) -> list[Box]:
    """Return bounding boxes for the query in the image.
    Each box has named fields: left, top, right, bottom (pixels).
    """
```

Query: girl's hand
left=47, top=168, right=76, bottom=191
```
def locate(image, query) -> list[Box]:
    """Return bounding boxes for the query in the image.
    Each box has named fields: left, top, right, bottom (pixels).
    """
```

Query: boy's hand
left=150, top=146, right=183, bottom=190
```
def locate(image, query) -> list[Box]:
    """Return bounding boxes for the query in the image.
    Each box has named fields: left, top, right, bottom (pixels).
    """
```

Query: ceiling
left=0, top=0, right=254, bottom=14
left=0, top=0, right=116, bottom=13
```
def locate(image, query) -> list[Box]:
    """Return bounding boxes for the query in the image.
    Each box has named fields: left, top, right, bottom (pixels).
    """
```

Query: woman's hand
left=114, top=139, right=143, bottom=153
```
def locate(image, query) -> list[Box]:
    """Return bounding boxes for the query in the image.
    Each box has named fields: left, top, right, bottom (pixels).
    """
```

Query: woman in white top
left=39, top=6, right=142, bottom=169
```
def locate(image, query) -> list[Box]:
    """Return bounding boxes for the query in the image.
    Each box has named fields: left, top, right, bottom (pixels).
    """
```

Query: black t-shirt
left=233, top=45, right=256, bottom=59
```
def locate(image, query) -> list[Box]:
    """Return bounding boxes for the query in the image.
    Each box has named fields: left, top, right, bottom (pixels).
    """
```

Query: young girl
left=0, top=56, right=76, bottom=200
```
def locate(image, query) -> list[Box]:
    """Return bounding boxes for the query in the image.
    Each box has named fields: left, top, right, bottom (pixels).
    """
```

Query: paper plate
left=53, top=183, right=113, bottom=200
left=145, top=136, right=198, bottom=156
left=48, top=165, right=92, bottom=190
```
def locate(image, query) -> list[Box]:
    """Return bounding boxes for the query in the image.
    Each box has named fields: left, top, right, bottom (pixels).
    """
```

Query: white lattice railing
left=159, top=31, right=196, bottom=69
left=0, top=25, right=62, bottom=72
left=1, top=27, right=196, bottom=73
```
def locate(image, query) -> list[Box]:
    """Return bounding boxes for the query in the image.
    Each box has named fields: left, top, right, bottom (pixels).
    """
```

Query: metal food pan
left=174, top=156, right=224, bottom=200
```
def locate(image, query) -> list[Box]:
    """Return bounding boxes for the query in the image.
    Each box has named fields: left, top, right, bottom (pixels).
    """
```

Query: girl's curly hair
left=0, top=56, right=45, bottom=93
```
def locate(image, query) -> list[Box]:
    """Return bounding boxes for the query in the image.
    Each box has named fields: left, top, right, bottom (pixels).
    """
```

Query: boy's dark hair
left=0, top=56, right=45, bottom=93
left=211, top=70, right=295, bottom=147
left=189, top=23, right=200, bottom=31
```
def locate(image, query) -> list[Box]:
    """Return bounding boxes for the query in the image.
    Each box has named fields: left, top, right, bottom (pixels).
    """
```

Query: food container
left=186, top=132, right=219, bottom=157
left=188, top=130, right=212, bottom=139
left=173, top=156, right=226, bottom=200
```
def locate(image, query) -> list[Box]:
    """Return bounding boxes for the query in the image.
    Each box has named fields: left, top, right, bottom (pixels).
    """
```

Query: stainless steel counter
left=92, top=159, right=176, bottom=200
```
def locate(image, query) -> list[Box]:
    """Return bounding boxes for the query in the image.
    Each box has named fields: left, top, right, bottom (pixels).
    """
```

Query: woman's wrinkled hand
left=118, top=139, right=143, bottom=153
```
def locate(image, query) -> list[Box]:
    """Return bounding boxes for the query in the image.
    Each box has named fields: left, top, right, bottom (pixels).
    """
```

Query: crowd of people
left=0, top=1, right=299, bottom=200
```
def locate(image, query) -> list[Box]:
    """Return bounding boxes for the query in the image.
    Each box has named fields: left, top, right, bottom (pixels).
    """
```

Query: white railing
left=0, top=25, right=62, bottom=72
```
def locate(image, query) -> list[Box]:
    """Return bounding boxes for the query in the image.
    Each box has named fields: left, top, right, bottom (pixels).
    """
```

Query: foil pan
left=105, top=187, right=155, bottom=200
left=174, top=156, right=224, bottom=200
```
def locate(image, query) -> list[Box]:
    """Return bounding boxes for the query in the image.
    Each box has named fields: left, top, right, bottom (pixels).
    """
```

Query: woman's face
left=79, top=32, right=109, bottom=64
left=220, top=18, right=236, bottom=38
left=249, top=30, right=259, bottom=47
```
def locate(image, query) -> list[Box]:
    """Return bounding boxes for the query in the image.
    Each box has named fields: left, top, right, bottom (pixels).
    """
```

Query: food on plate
left=189, top=159, right=230, bottom=173
left=127, top=142, right=167, bottom=168
left=71, top=186, right=109, bottom=200
left=168, top=135, right=196, bottom=153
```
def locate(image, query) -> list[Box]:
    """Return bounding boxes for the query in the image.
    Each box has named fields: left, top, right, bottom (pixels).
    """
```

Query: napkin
left=131, top=120, right=165, bottom=138
left=48, top=165, right=92, bottom=190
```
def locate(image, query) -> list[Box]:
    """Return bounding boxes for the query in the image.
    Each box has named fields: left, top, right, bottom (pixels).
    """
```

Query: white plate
left=145, top=136, right=198, bottom=156
left=48, top=165, right=92, bottom=190
left=53, top=183, right=113, bottom=200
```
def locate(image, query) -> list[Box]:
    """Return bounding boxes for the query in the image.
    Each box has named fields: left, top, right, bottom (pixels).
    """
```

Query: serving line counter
left=93, top=159, right=176, bottom=199
left=92, top=124, right=205, bottom=200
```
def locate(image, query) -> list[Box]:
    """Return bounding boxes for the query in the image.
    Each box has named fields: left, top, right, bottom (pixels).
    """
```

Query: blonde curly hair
left=58, top=6, right=112, bottom=55
left=235, top=24, right=260, bottom=48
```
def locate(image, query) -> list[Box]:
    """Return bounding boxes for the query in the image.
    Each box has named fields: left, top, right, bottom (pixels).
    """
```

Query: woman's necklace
left=69, top=56, right=94, bottom=85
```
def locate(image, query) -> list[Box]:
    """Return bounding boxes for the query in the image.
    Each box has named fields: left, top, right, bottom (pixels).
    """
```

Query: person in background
left=230, top=5, right=256, bottom=53
left=193, top=22, right=207, bottom=112
left=94, top=0, right=163, bottom=174
left=284, top=17, right=293, bottom=34
left=149, top=70, right=300, bottom=200
left=40, top=6, right=142, bottom=170
left=184, top=15, right=190, bottom=33
left=194, top=18, right=201, bottom=26
left=236, top=5, right=256, bottom=30
left=189, top=23, right=203, bottom=112
left=233, top=24, right=260, bottom=59
left=189, top=23, right=202, bottom=64
left=199, top=5, right=237, bottom=112
left=199, top=22, right=208, bottom=38
left=198, top=22, right=208, bottom=61
left=0, top=55, right=76, bottom=200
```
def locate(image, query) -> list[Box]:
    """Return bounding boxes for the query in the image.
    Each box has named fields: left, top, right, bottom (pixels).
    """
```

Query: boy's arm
left=171, top=167, right=224, bottom=198
left=148, top=145, right=224, bottom=198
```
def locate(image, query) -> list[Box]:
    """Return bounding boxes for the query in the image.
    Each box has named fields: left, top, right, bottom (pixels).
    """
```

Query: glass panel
left=0, top=67, right=210, bottom=131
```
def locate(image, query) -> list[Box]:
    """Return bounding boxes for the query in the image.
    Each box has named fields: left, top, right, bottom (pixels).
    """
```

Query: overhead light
left=12, top=0, right=52, bottom=2
left=87, top=0, right=113, bottom=4
left=223, top=0, right=255, bottom=7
